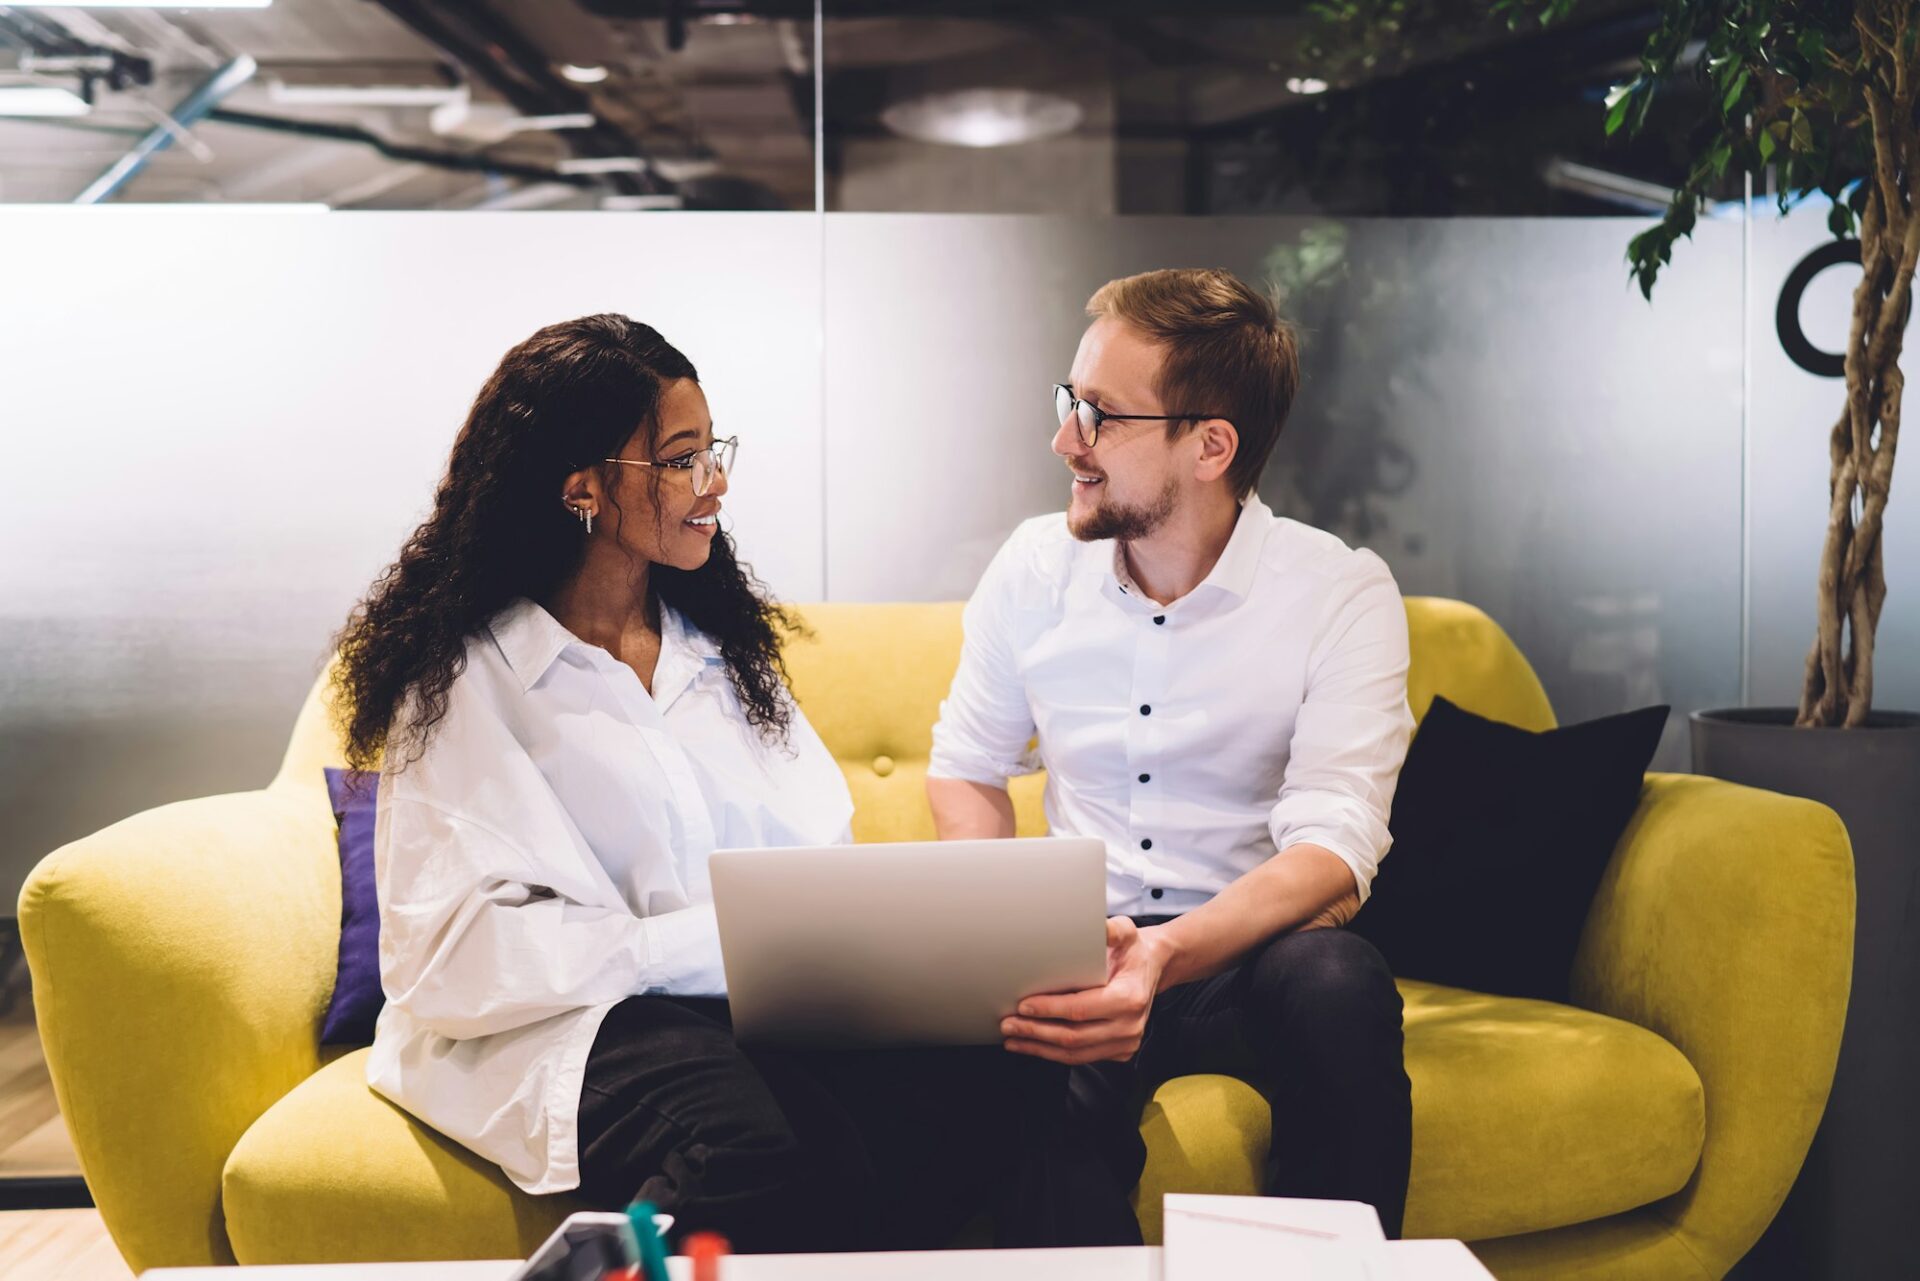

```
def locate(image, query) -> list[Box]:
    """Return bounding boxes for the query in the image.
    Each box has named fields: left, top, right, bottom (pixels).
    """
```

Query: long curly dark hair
left=332, top=314, right=797, bottom=772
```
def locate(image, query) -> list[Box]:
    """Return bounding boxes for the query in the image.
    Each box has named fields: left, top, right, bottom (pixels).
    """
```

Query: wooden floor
left=0, top=942, right=109, bottom=1279
left=0, top=996, right=83, bottom=1180
left=1, top=1208, right=133, bottom=1280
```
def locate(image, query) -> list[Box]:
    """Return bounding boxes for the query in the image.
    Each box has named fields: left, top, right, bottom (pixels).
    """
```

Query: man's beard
left=1068, top=475, right=1178, bottom=543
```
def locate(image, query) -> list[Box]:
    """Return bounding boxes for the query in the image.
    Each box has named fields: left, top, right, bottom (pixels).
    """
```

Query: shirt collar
left=1089, top=494, right=1275, bottom=610
left=651, top=605, right=726, bottom=712
left=1200, top=494, right=1275, bottom=603
left=659, top=604, right=724, bottom=666
left=488, top=598, right=577, bottom=692
left=489, top=597, right=726, bottom=703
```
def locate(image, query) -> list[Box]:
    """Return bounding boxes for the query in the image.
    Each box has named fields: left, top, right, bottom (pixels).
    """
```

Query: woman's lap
left=574, top=994, right=1063, bottom=1252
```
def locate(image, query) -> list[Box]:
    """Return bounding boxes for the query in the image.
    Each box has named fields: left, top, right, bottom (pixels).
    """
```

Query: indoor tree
left=1500, top=0, right=1912, bottom=727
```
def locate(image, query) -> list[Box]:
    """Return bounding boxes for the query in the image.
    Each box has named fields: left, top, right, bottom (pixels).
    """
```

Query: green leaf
left=1722, top=68, right=1750, bottom=115
left=1707, top=137, right=1735, bottom=178
left=1828, top=201, right=1853, bottom=237
left=1604, top=81, right=1636, bottom=136
left=1631, top=81, right=1659, bottom=134
left=1791, top=110, right=1813, bottom=152
left=1758, top=126, right=1777, bottom=162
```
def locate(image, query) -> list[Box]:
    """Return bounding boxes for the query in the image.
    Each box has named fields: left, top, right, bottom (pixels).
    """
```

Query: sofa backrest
left=780, top=597, right=1555, bottom=843
left=275, top=596, right=1555, bottom=841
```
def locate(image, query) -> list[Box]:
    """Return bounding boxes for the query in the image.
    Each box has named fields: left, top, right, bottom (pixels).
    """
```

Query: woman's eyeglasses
left=604, top=436, right=739, bottom=497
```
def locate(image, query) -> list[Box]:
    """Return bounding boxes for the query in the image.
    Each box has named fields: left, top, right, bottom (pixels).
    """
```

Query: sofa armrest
left=18, top=784, right=342, bottom=1272
left=1570, top=771, right=1854, bottom=1276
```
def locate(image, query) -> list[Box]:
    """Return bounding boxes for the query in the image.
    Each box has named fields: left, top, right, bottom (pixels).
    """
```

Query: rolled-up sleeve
left=1267, top=554, right=1415, bottom=903
left=929, top=533, right=1038, bottom=786
left=377, top=796, right=726, bottom=1041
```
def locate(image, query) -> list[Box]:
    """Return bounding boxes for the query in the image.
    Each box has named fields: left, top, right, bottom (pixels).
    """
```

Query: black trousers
left=1070, top=922, right=1414, bottom=1239
left=574, top=995, right=1138, bottom=1253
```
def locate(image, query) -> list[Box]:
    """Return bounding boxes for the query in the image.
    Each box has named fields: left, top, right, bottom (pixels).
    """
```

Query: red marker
left=683, top=1231, right=732, bottom=1281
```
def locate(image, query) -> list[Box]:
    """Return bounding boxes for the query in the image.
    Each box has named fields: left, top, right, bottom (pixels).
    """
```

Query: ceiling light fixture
left=560, top=64, right=609, bottom=85
left=504, top=113, right=597, bottom=133
left=1540, top=157, right=1726, bottom=217
left=270, top=80, right=465, bottom=107
left=556, top=156, right=647, bottom=175
left=651, top=157, right=720, bottom=183
left=1285, top=77, right=1329, bottom=95
left=602, top=194, right=684, bottom=211
left=0, top=85, right=90, bottom=116
left=880, top=89, right=1082, bottom=149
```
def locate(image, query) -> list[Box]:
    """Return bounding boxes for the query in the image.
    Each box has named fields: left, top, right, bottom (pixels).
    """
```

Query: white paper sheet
left=1162, top=1195, right=1494, bottom=1281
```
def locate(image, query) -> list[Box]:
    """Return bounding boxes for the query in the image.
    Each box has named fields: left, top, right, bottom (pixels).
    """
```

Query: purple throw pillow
left=321, top=767, right=385, bottom=1044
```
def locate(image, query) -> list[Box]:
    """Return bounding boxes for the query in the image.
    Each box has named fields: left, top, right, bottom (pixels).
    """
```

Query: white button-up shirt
left=367, top=598, right=853, bottom=1195
left=929, top=497, right=1414, bottom=917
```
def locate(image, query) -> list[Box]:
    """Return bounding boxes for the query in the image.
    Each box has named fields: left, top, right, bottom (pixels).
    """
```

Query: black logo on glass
left=1775, top=239, right=1912, bottom=378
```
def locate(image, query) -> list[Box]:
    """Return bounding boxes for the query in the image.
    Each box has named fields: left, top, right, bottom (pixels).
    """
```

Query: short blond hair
left=1086, top=268, right=1298, bottom=499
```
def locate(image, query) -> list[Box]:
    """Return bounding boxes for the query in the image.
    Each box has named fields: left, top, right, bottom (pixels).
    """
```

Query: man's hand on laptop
left=1000, top=917, right=1170, bottom=1064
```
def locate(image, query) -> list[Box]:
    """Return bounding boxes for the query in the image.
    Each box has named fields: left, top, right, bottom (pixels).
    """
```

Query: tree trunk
left=1796, top=50, right=1913, bottom=728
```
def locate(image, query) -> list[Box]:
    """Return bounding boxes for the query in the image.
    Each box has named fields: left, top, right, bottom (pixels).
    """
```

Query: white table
left=145, top=1245, right=1163, bottom=1280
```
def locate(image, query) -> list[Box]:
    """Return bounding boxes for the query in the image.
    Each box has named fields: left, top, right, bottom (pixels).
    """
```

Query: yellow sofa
left=20, top=599, right=1852, bottom=1278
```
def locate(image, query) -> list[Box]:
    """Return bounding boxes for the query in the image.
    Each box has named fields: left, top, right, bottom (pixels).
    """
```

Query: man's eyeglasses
left=604, top=436, right=738, bottom=497
left=1053, top=384, right=1220, bottom=449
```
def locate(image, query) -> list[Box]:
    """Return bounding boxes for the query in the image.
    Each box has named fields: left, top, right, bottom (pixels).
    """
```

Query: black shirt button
left=1140, top=838, right=1153, bottom=850
left=1138, top=773, right=1151, bottom=783
left=1150, top=888, right=1165, bottom=900
left=1154, top=615, right=1166, bottom=625
left=1140, top=704, right=1151, bottom=715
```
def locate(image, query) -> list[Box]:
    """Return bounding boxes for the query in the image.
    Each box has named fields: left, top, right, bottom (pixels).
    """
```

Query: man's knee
left=1241, top=928, right=1404, bottom=1050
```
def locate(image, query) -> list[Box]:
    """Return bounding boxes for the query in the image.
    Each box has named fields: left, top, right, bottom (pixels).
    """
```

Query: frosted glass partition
left=823, top=216, right=1747, bottom=770
left=0, top=208, right=1774, bottom=907
left=0, top=209, right=825, bottom=907
left=1749, top=209, right=1920, bottom=713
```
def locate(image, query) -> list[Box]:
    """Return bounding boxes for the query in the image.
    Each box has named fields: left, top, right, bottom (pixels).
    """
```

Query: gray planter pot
left=1692, top=707, right=1920, bottom=1281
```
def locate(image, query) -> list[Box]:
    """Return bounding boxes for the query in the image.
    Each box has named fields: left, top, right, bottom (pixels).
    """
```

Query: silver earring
left=569, top=501, right=593, bottom=535
left=586, top=509, right=593, bottom=535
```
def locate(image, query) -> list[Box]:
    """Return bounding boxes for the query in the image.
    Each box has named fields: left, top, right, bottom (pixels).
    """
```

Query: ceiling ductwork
left=0, top=2, right=1714, bottom=217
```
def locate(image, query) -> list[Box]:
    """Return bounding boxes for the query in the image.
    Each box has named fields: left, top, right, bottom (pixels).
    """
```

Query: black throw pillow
left=1349, top=695, right=1669, bottom=1003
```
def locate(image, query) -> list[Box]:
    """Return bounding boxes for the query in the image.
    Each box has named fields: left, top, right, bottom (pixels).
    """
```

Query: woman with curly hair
left=330, top=315, right=1115, bottom=1253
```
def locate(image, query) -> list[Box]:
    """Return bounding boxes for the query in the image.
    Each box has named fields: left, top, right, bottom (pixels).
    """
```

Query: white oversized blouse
left=366, top=598, right=853, bottom=1194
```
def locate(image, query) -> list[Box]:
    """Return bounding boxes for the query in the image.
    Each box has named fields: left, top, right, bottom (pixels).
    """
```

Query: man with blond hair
left=929, top=268, right=1416, bottom=1239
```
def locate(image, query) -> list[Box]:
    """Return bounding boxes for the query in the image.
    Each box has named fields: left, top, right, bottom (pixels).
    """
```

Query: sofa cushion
left=320, top=768, right=383, bottom=1044
left=1132, top=979, right=1705, bottom=1245
left=1353, top=697, right=1670, bottom=1003
left=222, top=1049, right=582, bottom=1265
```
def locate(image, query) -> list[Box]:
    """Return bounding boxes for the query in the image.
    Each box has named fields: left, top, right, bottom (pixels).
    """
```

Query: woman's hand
left=1000, top=917, right=1171, bottom=1064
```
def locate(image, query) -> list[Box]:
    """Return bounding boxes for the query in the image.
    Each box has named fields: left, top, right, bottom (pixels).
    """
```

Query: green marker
left=626, top=1200, right=673, bottom=1281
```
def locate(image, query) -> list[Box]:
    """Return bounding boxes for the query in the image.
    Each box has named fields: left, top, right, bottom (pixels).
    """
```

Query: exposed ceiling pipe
left=0, top=8, right=91, bottom=57
left=207, top=107, right=608, bottom=189
left=371, top=0, right=667, bottom=197
left=73, top=54, right=254, bottom=204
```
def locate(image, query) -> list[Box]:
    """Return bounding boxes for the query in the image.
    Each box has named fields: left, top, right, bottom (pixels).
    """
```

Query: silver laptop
left=709, top=837, right=1109, bottom=1048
